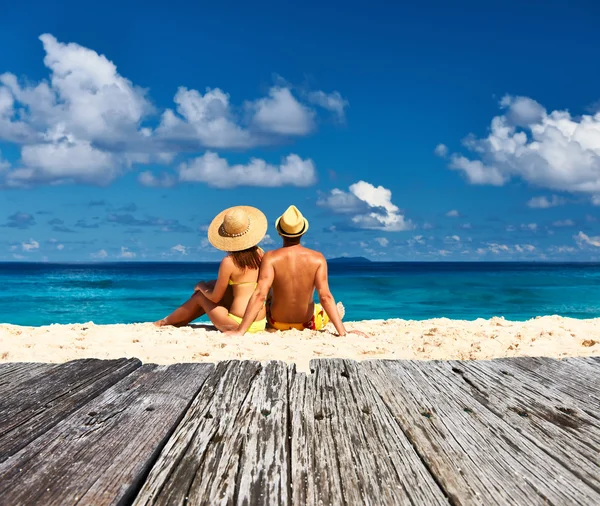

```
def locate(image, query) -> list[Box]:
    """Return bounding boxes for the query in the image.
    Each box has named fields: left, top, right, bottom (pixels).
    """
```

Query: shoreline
left=2, top=315, right=599, bottom=372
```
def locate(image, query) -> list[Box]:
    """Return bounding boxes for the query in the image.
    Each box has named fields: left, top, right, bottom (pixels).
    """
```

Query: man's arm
left=226, top=254, right=275, bottom=336
left=314, top=255, right=348, bottom=336
left=315, top=255, right=369, bottom=338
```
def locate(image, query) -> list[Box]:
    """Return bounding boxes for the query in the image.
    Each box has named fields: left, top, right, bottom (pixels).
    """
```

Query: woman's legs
left=154, top=281, right=233, bottom=327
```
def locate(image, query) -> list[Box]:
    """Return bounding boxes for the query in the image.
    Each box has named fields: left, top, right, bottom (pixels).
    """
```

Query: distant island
left=328, top=256, right=372, bottom=264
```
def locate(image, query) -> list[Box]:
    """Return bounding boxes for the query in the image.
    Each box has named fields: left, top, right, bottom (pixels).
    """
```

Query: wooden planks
left=361, top=359, right=600, bottom=505
left=0, top=362, right=56, bottom=393
left=289, top=359, right=448, bottom=506
left=0, top=363, right=213, bottom=506
left=444, top=358, right=600, bottom=494
left=134, top=360, right=289, bottom=506
left=1, top=356, right=599, bottom=506
left=0, top=358, right=141, bottom=462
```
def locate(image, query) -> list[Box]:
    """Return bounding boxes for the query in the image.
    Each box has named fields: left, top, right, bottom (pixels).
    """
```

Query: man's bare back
left=264, top=244, right=323, bottom=323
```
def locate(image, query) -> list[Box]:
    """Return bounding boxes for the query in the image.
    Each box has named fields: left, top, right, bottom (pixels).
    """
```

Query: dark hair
left=229, top=246, right=262, bottom=270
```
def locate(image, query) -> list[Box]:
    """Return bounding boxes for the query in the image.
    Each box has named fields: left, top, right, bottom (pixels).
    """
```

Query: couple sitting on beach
left=155, top=205, right=367, bottom=338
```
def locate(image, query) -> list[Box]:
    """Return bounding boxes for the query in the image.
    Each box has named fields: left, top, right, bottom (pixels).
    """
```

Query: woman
left=154, top=206, right=268, bottom=333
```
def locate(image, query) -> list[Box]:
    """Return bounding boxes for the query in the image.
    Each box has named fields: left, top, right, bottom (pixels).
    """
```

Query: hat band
left=280, top=221, right=306, bottom=236
left=220, top=217, right=251, bottom=238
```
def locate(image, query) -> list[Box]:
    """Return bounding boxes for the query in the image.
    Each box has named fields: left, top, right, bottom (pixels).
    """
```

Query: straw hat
left=275, top=205, right=309, bottom=238
left=208, top=206, right=268, bottom=252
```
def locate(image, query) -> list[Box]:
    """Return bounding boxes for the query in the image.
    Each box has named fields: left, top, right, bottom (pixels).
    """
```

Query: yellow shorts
left=228, top=314, right=267, bottom=333
left=268, top=303, right=330, bottom=331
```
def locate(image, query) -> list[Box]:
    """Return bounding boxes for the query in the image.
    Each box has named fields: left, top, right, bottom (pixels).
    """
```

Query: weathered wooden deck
left=0, top=357, right=599, bottom=505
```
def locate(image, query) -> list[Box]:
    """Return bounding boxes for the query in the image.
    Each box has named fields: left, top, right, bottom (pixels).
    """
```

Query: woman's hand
left=194, top=280, right=215, bottom=293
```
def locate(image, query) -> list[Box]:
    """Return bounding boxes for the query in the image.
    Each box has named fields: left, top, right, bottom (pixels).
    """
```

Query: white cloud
left=445, top=94, right=600, bottom=195
left=527, top=195, right=566, bottom=208
left=375, top=237, right=389, bottom=247
left=515, top=244, right=536, bottom=253
left=575, top=231, right=600, bottom=248
left=460, top=223, right=472, bottom=229
left=171, top=244, right=187, bottom=255
left=138, top=171, right=176, bottom=188
left=317, top=188, right=365, bottom=213
left=446, top=209, right=460, bottom=217
left=21, top=239, right=39, bottom=252
left=250, top=87, right=314, bottom=135
left=434, top=144, right=448, bottom=157
left=175, top=152, right=316, bottom=188
left=487, top=243, right=510, bottom=254
left=118, top=247, right=136, bottom=258
left=552, top=219, right=575, bottom=227
left=307, top=90, right=348, bottom=122
left=0, top=34, right=344, bottom=187
left=552, top=245, right=576, bottom=253
left=91, top=249, right=108, bottom=259
left=0, top=150, right=9, bottom=171
left=318, top=182, right=413, bottom=232
left=56, top=244, right=64, bottom=251
left=438, top=250, right=451, bottom=256
left=521, top=223, right=538, bottom=231
left=447, top=235, right=461, bottom=242
left=348, top=181, right=413, bottom=232
left=260, top=234, right=275, bottom=246
left=408, top=235, right=425, bottom=246
left=422, top=222, right=433, bottom=230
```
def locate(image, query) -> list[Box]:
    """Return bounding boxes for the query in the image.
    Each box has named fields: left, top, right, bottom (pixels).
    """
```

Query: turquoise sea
left=2, top=262, right=600, bottom=326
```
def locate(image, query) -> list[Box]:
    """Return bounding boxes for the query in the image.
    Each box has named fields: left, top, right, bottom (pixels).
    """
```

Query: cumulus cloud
left=527, top=195, right=566, bottom=209
left=0, top=34, right=344, bottom=187
left=434, top=144, right=448, bottom=157
left=0, top=150, right=9, bottom=171
left=317, top=188, right=366, bottom=214
left=174, top=152, right=316, bottom=188
left=118, top=246, right=136, bottom=258
left=319, top=181, right=413, bottom=232
left=307, top=90, right=349, bottom=122
left=375, top=237, right=389, bottom=247
left=514, top=244, right=536, bottom=253
left=260, top=234, right=275, bottom=246
left=138, top=171, right=176, bottom=188
left=91, top=249, right=108, bottom=259
left=171, top=244, right=187, bottom=255
left=444, top=94, right=600, bottom=194
left=250, top=87, right=314, bottom=135
left=22, top=239, right=39, bottom=251
left=446, top=209, right=460, bottom=217
left=575, top=231, right=600, bottom=248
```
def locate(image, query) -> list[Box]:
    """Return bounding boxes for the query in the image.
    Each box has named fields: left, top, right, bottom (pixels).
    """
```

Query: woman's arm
left=198, top=257, right=233, bottom=303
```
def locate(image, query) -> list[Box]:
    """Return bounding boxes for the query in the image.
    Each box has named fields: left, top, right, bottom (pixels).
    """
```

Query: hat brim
left=208, top=206, right=268, bottom=252
left=275, top=217, right=309, bottom=238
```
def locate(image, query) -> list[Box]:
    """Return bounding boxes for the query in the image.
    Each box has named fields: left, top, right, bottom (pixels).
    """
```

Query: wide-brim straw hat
left=208, top=206, right=268, bottom=252
left=275, top=205, right=309, bottom=238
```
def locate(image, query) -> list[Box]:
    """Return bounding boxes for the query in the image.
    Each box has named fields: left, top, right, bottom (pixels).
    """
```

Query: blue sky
left=2, top=0, right=600, bottom=261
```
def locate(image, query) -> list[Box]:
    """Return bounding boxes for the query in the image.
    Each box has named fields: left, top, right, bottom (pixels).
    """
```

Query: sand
left=1, top=316, right=599, bottom=372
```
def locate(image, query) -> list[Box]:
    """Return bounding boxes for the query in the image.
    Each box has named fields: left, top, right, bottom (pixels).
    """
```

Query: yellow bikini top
left=228, top=279, right=258, bottom=287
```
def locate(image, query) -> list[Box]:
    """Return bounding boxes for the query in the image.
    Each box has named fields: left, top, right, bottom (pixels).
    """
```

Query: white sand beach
left=1, top=316, right=599, bottom=372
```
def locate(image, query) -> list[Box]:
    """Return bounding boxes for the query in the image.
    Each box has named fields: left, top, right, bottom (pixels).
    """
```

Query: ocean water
left=2, top=262, right=600, bottom=326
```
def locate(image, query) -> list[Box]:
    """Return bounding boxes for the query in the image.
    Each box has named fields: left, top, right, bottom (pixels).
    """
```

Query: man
left=226, top=205, right=368, bottom=337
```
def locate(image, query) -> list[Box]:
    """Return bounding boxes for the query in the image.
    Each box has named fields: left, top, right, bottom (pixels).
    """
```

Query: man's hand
left=224, top=329, right=244, bottom=338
